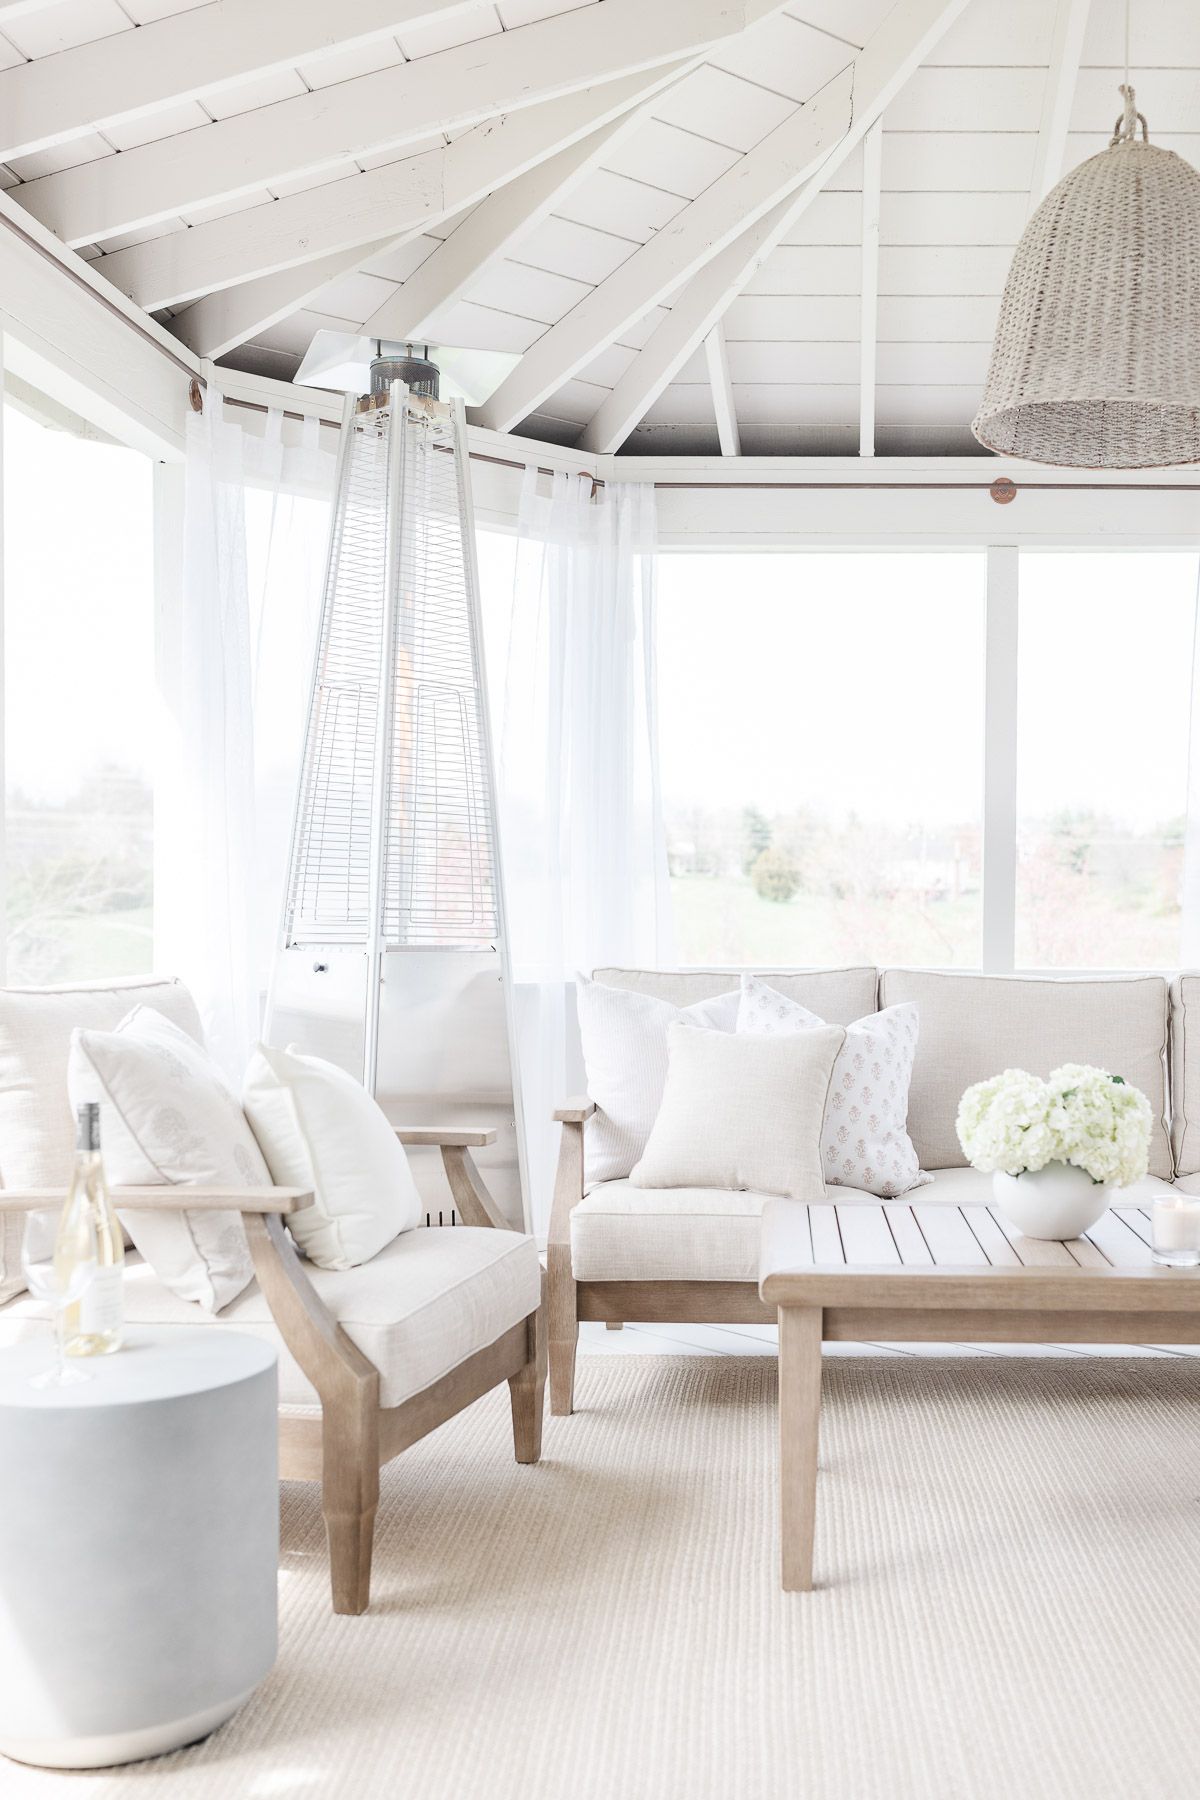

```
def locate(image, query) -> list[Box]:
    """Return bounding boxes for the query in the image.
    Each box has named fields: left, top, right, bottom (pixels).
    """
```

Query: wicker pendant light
left=972, top=86, right=1200, bottom=468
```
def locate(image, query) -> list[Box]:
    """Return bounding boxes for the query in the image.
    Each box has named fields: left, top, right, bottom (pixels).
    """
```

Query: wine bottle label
left=78, top=1267, right=123, bottom=1336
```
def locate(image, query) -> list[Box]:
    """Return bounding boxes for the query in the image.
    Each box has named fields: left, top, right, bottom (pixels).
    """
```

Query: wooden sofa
left=548, top=964, right=1185, bottom=1414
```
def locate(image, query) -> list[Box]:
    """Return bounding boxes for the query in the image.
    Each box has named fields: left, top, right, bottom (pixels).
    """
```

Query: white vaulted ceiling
left=0, top=0, right=1196, bottom=455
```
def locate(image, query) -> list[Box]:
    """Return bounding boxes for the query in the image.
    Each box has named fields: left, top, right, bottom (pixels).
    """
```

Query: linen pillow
left=737, top=972, right=929, bottom=1198
left=68, top=1007, right=262, bottom=1312
left=630, top=1021, right=844, bottom=1200
left=576, top=974, right=740, bottom=1184
left=0, top=976, right=203, bottom=1303
left=243, top=1043, right=423, bottom=1270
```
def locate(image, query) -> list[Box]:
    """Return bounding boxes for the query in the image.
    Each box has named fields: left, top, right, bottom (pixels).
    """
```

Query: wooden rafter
left=166, top=62, right=691, bottom=359
left=0, top=0, right=489, bottom=164
left=858, top=117, right=882, bottom=458
left=474, top=64, right=855, bottom=435
left=18, top=0, right=786, bottom=250
left=356, top=112, right=638, bottom=343
left=573, top=0, right=974, bottom=455
left=1027, top=0, right=1092, bottom=215
left=704, top=323, right=740, bottom=456
left=104, top=64, right=692, bottom=311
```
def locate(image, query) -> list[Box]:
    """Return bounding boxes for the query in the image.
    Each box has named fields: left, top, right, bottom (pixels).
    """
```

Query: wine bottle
left=57, top=1102, right=124, bottom=1357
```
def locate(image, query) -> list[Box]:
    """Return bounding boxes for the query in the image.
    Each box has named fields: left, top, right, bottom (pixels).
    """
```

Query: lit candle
left=1151, top=1194, right=1200, bottom=1266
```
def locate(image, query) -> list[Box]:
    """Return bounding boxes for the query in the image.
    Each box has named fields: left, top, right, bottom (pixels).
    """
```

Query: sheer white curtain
left=498, top=468, right=672, bottom=1230
left=157, top=395, right=335, bottom=1076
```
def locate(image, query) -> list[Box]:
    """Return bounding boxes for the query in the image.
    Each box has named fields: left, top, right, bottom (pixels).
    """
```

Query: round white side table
left=0, top=1326, right=278, bottom=1770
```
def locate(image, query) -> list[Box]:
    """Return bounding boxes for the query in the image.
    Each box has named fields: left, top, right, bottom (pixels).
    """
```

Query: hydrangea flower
left=956, top=1064, right=1151, bottom=1187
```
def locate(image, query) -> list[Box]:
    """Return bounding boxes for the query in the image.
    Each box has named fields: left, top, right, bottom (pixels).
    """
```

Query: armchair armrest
left=0, top=1187, right=311, bottom=1215
left=554, top=1096, right=595, bottom=1123
left=395, top=1126, right=497, bottom=1148
left=391, top=1130, right=508, bottom=1229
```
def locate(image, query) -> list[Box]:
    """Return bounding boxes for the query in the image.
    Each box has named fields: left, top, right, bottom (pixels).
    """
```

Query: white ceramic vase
left=992, top=1163, right=1111, bottom=1241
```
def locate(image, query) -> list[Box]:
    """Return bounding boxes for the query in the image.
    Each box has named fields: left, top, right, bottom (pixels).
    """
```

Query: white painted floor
left=579, top=1321, right=1200, bottom=1360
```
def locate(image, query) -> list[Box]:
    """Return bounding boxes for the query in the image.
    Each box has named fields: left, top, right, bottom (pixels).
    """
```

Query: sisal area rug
left=9, top=1353, right=1200, bottom=1800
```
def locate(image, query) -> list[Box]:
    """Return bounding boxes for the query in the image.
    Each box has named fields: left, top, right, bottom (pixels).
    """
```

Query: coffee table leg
left=778, top=1304, right=822, bottom=1592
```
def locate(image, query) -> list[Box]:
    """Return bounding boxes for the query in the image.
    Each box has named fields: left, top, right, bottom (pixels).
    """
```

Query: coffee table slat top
left=760, top=1199, right=1194, bottom=1311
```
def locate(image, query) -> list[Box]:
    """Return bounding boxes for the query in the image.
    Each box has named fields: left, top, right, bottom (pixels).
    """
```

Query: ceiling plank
left=0, top=1, right=60, bottom=21
left=104, top=62, right=693, bottom=310
left=0, top=0, right=489, bottom=164
left=17, top=0, right=787, bottom=248
left=357, top=113, right=640, bottom=342
left=858, top=116, right=881, bottom=457
left=1027, top=0, right=1092, bottom=215
left=575, top=0, right=974, bottom=454
left=474, top=64, right=855, bottom=435
left=704, top=322, right=740, bottom=455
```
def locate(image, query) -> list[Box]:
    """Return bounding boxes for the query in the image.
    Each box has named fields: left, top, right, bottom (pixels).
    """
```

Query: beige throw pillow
left=630, top=1022, right=845, bottom=1200
left=575, top=973, right=740, bottom=1184
left=68, top=1007, right=262, bottom=1312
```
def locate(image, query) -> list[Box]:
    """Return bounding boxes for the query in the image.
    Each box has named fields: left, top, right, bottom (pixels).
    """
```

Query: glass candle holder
left=1151, top=1194, right=1200, bottom=1267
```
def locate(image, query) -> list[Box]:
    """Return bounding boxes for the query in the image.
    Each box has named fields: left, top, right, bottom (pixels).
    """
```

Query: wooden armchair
left=2, top=1125, right=545, bottom=1616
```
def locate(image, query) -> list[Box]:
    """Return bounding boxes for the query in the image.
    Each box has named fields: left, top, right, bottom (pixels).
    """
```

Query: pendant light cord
left=1113, top=0, right=1146, bottom=146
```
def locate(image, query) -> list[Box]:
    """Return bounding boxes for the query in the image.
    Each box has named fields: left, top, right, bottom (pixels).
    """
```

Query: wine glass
left=21, top=1217, right=98, bottom=1389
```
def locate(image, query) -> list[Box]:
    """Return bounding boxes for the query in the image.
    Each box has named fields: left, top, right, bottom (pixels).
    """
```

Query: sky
left=655, top=550, right=1197, bottom=831
left=5, top=418, right=1197, bottom=840
left=3, top=404, right=155, bottom=801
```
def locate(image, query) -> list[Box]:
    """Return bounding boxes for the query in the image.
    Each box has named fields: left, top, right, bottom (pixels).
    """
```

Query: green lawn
left=7, top=907, right=154, bottom=985
left=670, top=877, right=981, bottom=967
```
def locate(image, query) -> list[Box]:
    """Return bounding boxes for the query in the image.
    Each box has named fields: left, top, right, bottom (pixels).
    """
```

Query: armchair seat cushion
left=569, top=1171, right=1177, bottom=1283
left=0, top=1226, right=540, bottom=1410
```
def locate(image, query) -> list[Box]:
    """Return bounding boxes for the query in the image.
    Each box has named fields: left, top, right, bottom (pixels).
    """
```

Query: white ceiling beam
left=1027, top=0, right=1092, bottom=215
left=358, top=113, right=634, bottom=342
left=104, top=62, right=691, bottom=310
left=0, top=0, right=490, bottom=163
left=165, top=63, right=688, bottom=359
left=475, top=64, right=855, bottom=435
left=575, top=0, right=973, bottom=455
left=169, top=251, right=390, bottom=363
left=17, top=0, right=785, bottom=249
left=858, top=117, right=882, bottom=458
left=703, top=323, right=740, bottom=455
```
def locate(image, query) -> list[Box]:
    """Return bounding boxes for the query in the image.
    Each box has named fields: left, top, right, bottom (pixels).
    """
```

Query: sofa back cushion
left=879, top=968, right=1171, bottom=1178
left=0, top=976, right=203, bottom=1302
left=593, top=967, right=879, bottom=1024
left=1170, top=976, right=1200, bottom=1175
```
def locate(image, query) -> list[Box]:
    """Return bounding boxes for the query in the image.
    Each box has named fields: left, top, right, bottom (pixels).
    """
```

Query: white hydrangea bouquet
left=956, top=1064, right=1152, bottom=1240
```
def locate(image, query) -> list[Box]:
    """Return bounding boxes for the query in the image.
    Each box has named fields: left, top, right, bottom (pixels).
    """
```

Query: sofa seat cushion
left=570, top=1171, right=1174, bottom=1283
left=0, top=1226, right=540, bottom=1410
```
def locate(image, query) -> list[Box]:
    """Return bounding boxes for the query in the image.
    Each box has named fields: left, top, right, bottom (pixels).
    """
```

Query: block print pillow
left=737, top=973, right=930, bottom=1198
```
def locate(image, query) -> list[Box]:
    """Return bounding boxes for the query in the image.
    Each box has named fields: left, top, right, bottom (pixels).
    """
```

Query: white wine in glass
left=21, top=1224, right=97, bottom=1389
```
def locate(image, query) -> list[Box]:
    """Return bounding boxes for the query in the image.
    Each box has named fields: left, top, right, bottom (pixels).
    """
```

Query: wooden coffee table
left=759, top=1195, right=1200, bottom=1592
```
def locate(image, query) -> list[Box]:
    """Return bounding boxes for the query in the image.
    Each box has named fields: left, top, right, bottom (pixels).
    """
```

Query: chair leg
left=547, top=1244, right=578, bottom=1416
left=321, top=1392, right=380, bottom=1616
left=548, top=1330, right=577, bottom=1416
left=509, top=1298, right=546, bottom=1464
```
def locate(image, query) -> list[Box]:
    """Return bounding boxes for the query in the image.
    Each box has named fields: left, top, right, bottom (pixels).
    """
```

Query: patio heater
left=265, top=341, right=527, bottom=1228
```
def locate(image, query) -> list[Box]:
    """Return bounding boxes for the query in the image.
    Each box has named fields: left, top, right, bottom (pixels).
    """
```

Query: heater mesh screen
left=285, top=404, right=499, bottom=949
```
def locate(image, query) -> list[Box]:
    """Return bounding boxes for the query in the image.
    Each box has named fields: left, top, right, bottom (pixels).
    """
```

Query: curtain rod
left=2, top=210, right=197, bottom=379
left=219, top=398, right=1200, bottom=496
